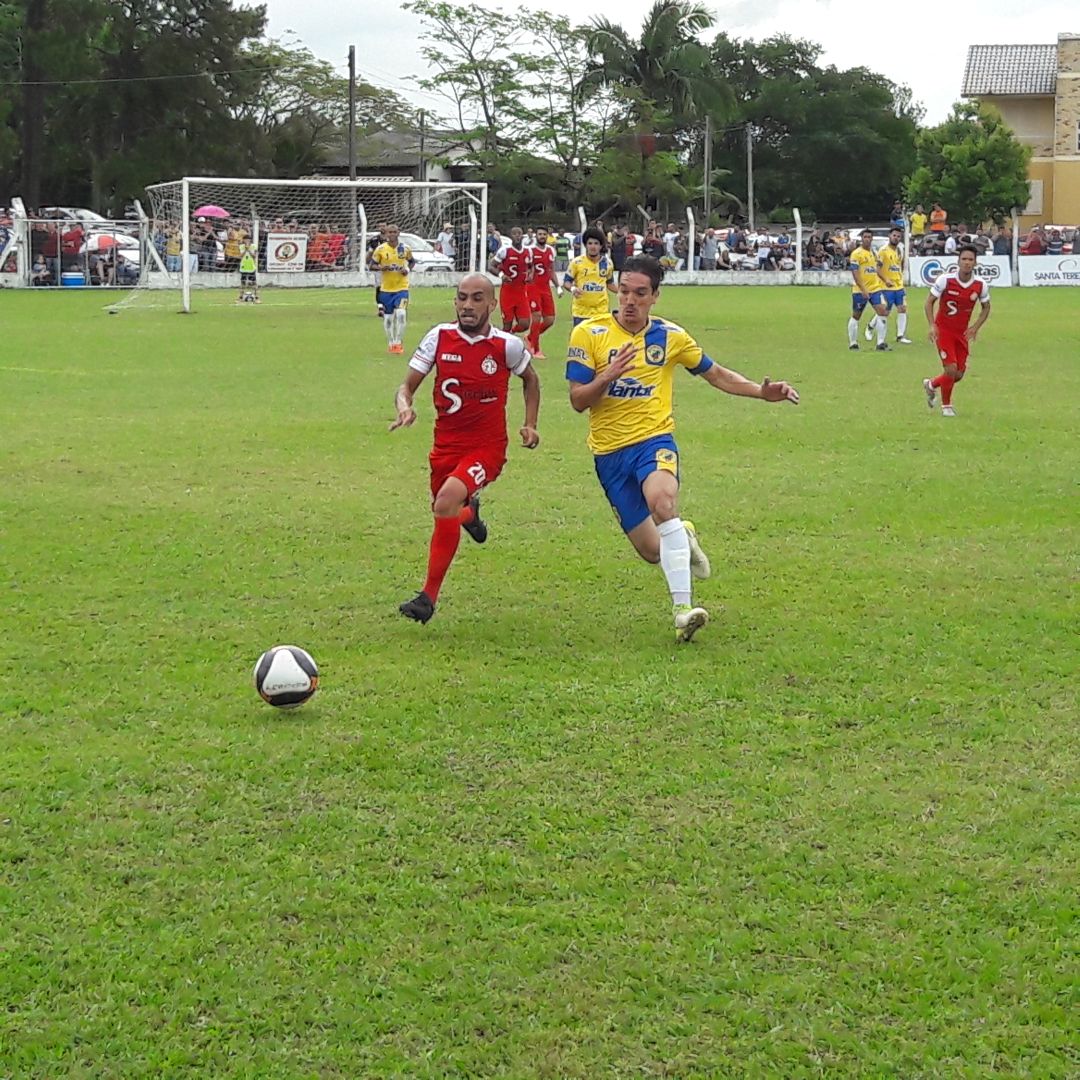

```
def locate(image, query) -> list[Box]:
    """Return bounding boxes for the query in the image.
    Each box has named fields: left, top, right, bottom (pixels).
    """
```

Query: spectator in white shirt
left=944, top=230, right=958, bottom=255
left=435, top=222, right=456, bottom=261
left=662, top=223, right=679, bottom=257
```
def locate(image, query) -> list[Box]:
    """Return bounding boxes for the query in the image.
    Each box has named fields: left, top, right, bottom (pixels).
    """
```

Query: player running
left=922, top=245, right=990, bottom=418
left=368, top=224, right=414, bottom=354
left=566, top=255, right=799, bottom=644
left=563, top=226, right=617, bottom=326
left=867, top=227, right=912, bottom=344
left=391, top=273, right=541, bottom=623
left=848, top=229, right=890, bottom=352
left=526, top=226, right=560, bottom=358
left=489, top=226, right=533, bottom=336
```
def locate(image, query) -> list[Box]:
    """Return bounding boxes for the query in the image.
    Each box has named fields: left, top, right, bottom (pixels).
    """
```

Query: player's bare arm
left=568, top=342, right=638, bottom=412
left=924, top=293, right=938, bottom=343
left=389, top=367, right=426, bottom=430
left=702, top=362, right=799, bottom=404
left=966, top=300, right=991, bottom=342
left=518, top=364, right=541, bottom=448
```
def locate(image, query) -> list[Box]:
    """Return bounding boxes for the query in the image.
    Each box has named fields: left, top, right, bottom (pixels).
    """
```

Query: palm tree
left=582, top=1, right=728, bottom=129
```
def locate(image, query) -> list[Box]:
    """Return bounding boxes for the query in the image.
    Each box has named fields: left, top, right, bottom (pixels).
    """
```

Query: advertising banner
left=266, top=232, right=308, bottom=272
left=1017, top=255, right=1080, bottom=286
left=909, top=255, right=1012, bottom=288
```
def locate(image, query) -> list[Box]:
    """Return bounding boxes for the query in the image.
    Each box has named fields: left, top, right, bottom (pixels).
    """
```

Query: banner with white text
left=266, top=232, right=308, bottom=272
left=909, top=255, right=1012, bottom=288
left=1017, top=255, right=1080, bottom=286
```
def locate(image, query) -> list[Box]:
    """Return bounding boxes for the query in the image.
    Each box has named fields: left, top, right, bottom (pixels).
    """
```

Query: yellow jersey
left=371, top=242, right=413, bottom=292
left=849, top=246, right=884, bottom=294
left=566, top=314, right=714, bottom=455
left=564, top=253, right=614, bottom=319
left=876, top=243, right=904, bottom=290
left=910, top=212, right=927, bottom=236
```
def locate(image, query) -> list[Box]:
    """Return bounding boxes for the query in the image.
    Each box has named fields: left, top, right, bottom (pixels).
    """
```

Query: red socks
left=932, top=374, right=955, bottom=405
left=421, top=505, right=476, bottom=602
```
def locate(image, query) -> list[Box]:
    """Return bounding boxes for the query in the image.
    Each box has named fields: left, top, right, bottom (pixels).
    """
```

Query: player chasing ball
left=922, top=244, right=991, bottom=418
left=489, top=226, right=533, bottom=338
left=848, top=229, right=890, bottom=352
left=566, top=255, right=800, bottom=644
left=563, top=226, right=617, bottom=326
left=391, top=273, right=541, bottom=624
left=526, top=226, right=559, bottom=359
left=369, top=224, right=414, bottom=354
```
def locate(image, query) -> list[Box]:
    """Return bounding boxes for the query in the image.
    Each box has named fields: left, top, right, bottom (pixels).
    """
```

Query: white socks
left=875, top=314, right=887, bottom=345
left=897, top=312, right=908, bottom=337
left=383, top=315, right=395, bottom=345
left=657, top=517, right=691, bottom=607
left=848, top=317, right=859, bottom=346
left=394, top=307, right=407, bottom=345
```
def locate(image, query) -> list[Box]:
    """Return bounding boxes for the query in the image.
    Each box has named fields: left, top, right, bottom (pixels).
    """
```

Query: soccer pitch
left=2, top=285, right=1076, bottom=1077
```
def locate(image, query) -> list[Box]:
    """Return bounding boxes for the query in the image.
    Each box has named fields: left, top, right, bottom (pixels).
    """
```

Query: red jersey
left=931, top=273, right=990, bottom=332
left=410, top=323, right=531, bottom=451
left=528, top=243, right=556, bottom=295
left=494, top=244, right=532, bottom=290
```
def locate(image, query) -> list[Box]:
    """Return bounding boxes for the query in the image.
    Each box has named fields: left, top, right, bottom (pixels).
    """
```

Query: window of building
left=1025, top=180, right=1043, bottom=215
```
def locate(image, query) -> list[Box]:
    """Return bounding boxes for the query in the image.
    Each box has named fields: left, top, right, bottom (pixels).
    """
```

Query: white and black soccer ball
left=253, top=645, right=319, bottom=708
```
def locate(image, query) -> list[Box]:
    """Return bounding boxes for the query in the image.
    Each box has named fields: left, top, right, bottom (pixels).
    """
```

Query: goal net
left=142, top=177, right=487, bottom=311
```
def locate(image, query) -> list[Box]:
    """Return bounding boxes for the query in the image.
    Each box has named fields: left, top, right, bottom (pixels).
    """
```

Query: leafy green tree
left=905, top=102, right=1031, bottom=227
left=710, top=34, right=920, bottom=220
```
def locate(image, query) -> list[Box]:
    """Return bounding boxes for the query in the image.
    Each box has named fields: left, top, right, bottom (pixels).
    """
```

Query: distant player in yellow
left=848, top=229, right=890, bottom=352
left=868, top=227, right=912, bottom=345
left=566, top=255, right=800, bottom=644
left=368, top=224, right=414, bottom=354
left=563, top=226, right=617, bottom=325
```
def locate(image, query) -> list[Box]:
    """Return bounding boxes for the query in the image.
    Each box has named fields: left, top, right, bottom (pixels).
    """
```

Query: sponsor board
left=909, top=255, right=1012, bottom=287
left=1017, top=255, right=1080, bottom=287
left=266, top=232, right=308, bottom=272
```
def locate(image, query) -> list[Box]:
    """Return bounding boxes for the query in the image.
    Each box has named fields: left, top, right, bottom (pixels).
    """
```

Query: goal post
left=143, top=176, right=487, bottom=312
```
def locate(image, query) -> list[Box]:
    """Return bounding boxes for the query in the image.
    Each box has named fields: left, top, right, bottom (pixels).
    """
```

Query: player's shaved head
left=455, top=273, right=496, bottom=333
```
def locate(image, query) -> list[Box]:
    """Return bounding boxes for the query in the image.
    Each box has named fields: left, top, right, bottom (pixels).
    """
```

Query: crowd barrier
left=1017, top=255, right=1080, bottom=286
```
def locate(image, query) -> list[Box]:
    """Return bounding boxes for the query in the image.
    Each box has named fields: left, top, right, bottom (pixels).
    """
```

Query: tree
left=583, top=1, right=728, bottom=132
left=710, top=34, right=921, bottom=221
left=905, top=102, right=1031, bottom=227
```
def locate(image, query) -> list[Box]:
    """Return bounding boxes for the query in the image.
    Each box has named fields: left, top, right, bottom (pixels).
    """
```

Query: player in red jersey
left=390, top=273, right=542, bottom=623
left=526, top=226, right=560, bottom=359
left=922, top=245, right=991, bottom=417
left=489, top=226, right=533, bottom=335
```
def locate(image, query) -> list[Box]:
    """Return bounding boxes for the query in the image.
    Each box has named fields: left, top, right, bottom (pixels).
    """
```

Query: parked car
left=38, top=206, right=109, bottom=223
left=365, top=230, right=453, bottom=273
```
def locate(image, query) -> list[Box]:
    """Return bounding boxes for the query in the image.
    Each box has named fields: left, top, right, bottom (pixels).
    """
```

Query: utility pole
left=746, top=124, right=755, bottom=232
left=418, top=109, right=426, bottom=181
left=703, top=115, right=712, bottom=225
left=347, top=45, right=357, bottom=182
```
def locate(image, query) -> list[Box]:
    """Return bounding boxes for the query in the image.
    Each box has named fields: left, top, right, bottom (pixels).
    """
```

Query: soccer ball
left=253, top=645, right=319, bottom=708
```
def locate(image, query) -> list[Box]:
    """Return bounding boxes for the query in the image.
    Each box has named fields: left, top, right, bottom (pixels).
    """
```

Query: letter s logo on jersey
left=441, top=377, right=463, bottom=414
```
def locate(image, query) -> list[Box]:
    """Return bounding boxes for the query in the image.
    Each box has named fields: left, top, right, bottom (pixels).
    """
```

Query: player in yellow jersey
left=368, top=224, right=415, bottom=354
left=848, top=229, right=890, bottom=352
left=566, top=255, right=800, bottom=644
left=870, top=227, right=912, bottom=345
left=562, top=226, right=617, bottom=325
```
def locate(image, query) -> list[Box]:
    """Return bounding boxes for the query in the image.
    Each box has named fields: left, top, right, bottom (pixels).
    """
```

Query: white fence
left=909, top=255, right=1013, bottom=288
left=1017, top=256, right=1080, bottom=287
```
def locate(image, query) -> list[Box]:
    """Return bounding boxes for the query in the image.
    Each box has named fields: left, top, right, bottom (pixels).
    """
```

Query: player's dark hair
left=582, top=226, right=607, bottom=251
left=958, top=243, right=978, bottom=258
left=860, top=229, right=873, bottom=238
left=620, top=255, right=664, bottom=291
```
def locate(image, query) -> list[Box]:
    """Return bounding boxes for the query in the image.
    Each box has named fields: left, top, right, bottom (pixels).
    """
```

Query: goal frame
left=144, top=176, right=488, bottom=312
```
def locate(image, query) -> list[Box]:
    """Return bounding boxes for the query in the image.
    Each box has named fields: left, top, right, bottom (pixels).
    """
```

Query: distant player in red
left=526, top=226, right=559, bottom=358
left=390, top=273, right=541, bottom=623
left=489, top=226, right=533, bottom=335
left=922, top=245, right=991, bottom=417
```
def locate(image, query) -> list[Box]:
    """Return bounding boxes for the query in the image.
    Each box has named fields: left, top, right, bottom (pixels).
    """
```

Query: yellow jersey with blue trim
left=849, top=246, right=884, bottom=294
left=566, top=314, right=715, bottom=456
left=876, top=243, right=904, bottom=290
left=564, top=253, right=614, bottom=319
left=371, top=242, right=413, bottom=292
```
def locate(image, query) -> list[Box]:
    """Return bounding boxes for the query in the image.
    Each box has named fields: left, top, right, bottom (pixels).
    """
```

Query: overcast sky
left=264, top=0, right=1076, bottom=125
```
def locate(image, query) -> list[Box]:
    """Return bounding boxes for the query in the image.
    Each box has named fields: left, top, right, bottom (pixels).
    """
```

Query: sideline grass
left=2, top=284, right=1077, bottom=1077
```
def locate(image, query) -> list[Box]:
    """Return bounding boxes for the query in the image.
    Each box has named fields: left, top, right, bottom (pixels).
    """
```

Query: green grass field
left=2, top=283, right=1077, bottom=1078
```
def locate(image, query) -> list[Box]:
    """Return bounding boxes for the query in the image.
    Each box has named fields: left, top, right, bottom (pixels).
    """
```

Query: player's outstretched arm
left=518, top=364, right=541, bottom=448
left=389, top=368, right=426, bottom=431
left=702, top=363, right=799, bottom=404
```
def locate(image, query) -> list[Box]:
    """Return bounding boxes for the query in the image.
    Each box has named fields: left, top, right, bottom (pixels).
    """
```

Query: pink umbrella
left=193, top=205, right=230, bottom=219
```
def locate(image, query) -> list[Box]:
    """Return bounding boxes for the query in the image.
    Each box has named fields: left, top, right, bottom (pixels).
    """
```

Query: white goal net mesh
left=142, top=177, right=486, bottom=310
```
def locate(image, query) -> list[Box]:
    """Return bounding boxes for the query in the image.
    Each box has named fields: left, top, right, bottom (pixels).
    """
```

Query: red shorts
left=429, top=443, right=507, bottom=499
left=936, top=330, right=970, bottom=372
left=528, top=286, right=556, bottom=318
left=499, top=286, right=531, bottom=324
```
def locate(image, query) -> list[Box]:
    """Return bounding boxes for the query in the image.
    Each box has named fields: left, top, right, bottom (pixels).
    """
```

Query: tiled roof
left=962, top=45, right=1057, bottom=96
